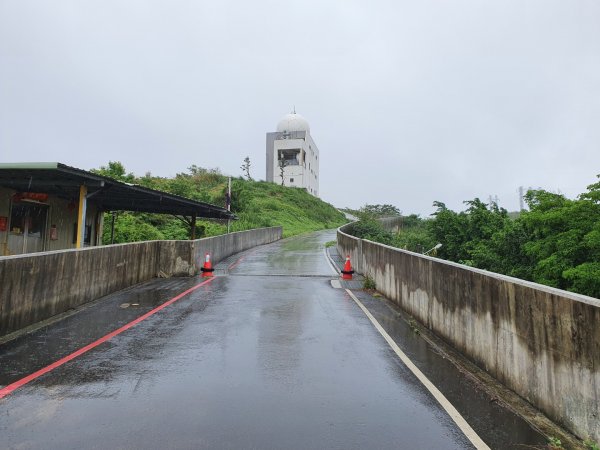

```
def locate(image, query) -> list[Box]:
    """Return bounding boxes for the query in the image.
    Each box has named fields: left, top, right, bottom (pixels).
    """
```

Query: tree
left=240, top=156, right=253, bottom=181
left=426, top=198, right=512, bottom=266
left=563, top=263, right=600, bottom=298
left=520, top=186, right=600, bottom=292
left=91, top=161, right=135, bottom=183
left=393, top=214, right=435, bottom=253
left=278, top=158, right=288, bottom=186
left=351, top=218, right=395, bottom=246
left=348, top=176, right=600, bottom=298
left=428, top=201, right=470, bottom=262
left=360, top=204, right=402, bottom=217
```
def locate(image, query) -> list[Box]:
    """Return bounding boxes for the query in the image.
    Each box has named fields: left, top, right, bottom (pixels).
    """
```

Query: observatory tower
left=266, top=111, right=320, bottom=197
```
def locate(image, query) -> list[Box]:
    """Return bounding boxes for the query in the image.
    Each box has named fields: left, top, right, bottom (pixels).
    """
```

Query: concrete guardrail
left=0, top=227, right=282, bottom=337
left=338, top=221, right=600, bottom=443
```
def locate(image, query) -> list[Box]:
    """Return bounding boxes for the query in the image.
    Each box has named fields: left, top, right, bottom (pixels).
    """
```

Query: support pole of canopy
left=110, top=212, right=116, bottom=244
left=95, top=209, right=103, bottom=246
left=76, top=184, right=87, bottom=248
left=191, top=213, right=197, bottom=240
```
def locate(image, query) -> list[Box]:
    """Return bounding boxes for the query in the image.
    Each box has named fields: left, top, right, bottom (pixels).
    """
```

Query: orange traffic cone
left=201, top=252, right=215, bottom=277
left=341, top=255, right=354, bottom=280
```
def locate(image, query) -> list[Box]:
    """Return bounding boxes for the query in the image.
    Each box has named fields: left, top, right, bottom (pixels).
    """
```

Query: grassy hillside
left=95, top=163, right=347, bottom=243
left=230, top=181, right=346, bottom=237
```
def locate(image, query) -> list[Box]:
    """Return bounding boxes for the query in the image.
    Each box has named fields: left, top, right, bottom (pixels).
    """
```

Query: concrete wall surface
left=0, top=227, right=282, bottom=337
left=190, top=227, right=283, bottom=270
left=378, top=216, right=404, bottom=233
left=338, top=223, right=600, bottom=442
left=0, top=241, right=160, bottom=336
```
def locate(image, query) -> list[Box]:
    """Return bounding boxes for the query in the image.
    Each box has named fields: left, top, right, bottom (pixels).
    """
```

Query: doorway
left=7, top=202, right=49, bottom=254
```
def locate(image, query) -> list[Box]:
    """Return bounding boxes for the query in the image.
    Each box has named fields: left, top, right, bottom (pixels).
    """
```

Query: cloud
left=1, top=0, right=599, bottom=215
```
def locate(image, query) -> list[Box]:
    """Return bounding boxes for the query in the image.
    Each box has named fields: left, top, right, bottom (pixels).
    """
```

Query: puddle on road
left=119, top=303, right=141, bottom=309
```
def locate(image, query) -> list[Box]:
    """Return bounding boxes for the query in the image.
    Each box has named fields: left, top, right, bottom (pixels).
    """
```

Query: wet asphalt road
left=0, top=230, right=547, bottom=449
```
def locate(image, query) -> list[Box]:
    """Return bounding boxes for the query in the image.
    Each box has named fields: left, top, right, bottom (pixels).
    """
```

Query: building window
left=290, top=178, right=294, bottom=183
left=278, top=149, right=301, bottom=166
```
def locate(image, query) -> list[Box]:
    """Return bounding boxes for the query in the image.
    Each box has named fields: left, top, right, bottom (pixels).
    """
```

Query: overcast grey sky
left=1, top=0, right=599, bottom=215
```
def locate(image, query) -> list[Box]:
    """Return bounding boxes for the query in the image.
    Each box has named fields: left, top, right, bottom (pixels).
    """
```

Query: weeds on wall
left=363, top=275, right=376, bottom=290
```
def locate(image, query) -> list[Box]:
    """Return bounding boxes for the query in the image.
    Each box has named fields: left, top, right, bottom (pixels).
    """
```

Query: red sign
left=13, top=192, right=49, bottom=202
left=0, top=216, right=6, bottom=232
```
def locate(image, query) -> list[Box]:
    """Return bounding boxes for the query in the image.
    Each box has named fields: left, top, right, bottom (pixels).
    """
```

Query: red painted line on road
left=0, top=277, right=216, bottom=400
left=228, top=249, right=256, bottom=271
left=228, top=256, right=245, bottom=270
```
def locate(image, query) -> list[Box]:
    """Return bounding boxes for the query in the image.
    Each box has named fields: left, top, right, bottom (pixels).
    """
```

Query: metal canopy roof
left=0, top=162, right=235, bottom=219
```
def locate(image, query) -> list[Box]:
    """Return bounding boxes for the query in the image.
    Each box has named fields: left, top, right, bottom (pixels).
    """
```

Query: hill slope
left=94, top=163, right=347, bottom=242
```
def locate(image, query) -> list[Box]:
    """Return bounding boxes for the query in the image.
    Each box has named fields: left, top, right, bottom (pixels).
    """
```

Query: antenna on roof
left=292, top=105, right=296, bottom=114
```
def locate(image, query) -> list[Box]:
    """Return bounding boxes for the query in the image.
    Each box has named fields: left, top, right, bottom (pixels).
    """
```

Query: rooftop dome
left=277, top=112, right=310, bottom=133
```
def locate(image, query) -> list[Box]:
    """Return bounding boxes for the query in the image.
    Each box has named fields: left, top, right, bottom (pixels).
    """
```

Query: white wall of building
left=265, top=112, right=320, bottom=197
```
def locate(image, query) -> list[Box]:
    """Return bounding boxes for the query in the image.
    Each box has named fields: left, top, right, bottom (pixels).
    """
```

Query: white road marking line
left=344, top=288, right=491, bottom=450
left=324, top=248, right=340, bottom=275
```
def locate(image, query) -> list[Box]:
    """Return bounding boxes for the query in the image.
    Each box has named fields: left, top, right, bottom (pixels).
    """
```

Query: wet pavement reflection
left=0, top=230, right=547, bottom=449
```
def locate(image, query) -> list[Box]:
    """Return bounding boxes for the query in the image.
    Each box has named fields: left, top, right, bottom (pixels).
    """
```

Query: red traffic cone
left=201, top=252, right=215, bottom=277
left=341, top=255, right=354, bottom=280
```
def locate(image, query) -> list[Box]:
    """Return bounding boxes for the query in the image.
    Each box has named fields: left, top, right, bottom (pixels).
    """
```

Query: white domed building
left=266, top=111, right=320, bottom=197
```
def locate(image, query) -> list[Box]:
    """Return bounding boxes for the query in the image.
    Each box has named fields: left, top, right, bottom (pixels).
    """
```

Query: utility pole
left=227, top=177, right=231, bottom=234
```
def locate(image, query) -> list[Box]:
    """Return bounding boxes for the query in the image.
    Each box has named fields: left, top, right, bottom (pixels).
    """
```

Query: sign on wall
left=12, top=192, right=49, bottom=202
left=50, top=225, right=58, bottom=240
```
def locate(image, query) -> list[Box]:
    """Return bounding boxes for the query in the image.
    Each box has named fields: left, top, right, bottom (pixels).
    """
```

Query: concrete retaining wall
left=190, top=227, right=284, bottom=272
left=0, top=227, right=282, bottom=337
left=338, top=223, right=600, bottom=442
left=378, top=216, right=404, bottom=233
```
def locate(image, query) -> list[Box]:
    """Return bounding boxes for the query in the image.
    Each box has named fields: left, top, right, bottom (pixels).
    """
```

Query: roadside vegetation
left=347, top=176, right=600, bottom=299
left=92, top=161, right=347, bottom=242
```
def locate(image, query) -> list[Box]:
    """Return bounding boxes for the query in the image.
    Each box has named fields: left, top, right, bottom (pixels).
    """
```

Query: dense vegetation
left=92, top=161, right=347, bottom=242
left=350, top=178, right=600, bottom=299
